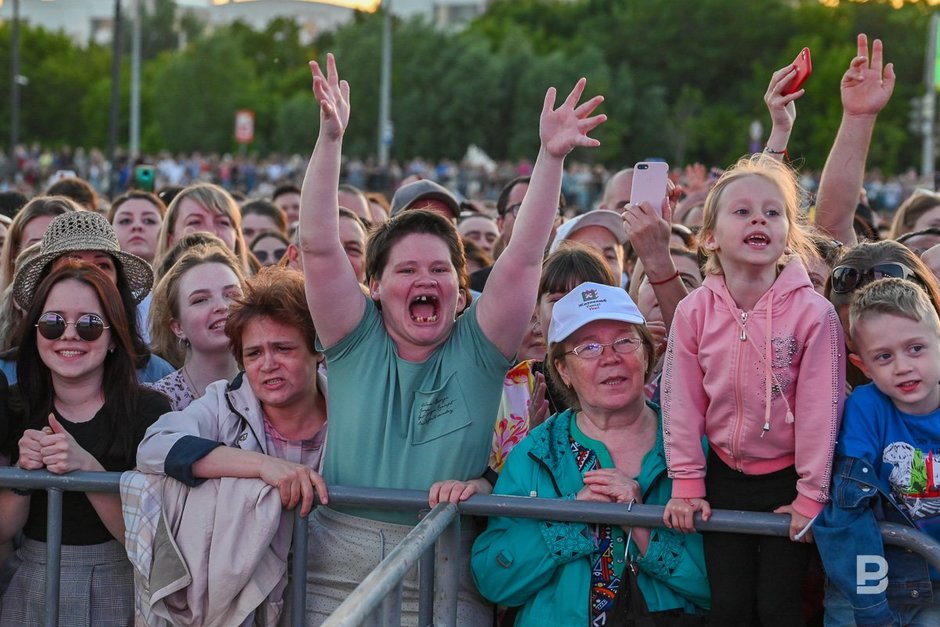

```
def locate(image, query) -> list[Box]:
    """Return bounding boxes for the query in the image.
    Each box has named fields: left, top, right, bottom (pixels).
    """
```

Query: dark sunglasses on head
left=36, top=312, right=110, bottom=341
left=830, top=262, right=917, bottom=294
left=254, top=248, right=287, bottom=263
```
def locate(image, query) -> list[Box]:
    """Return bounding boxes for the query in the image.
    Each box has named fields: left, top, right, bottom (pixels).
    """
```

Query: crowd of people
left=0, top=31, right=937, bottom=627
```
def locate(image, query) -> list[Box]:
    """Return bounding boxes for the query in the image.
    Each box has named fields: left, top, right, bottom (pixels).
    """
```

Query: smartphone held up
left=630, top=162, right=669, bottom=217
left=782, top=47, right=812, bottom=96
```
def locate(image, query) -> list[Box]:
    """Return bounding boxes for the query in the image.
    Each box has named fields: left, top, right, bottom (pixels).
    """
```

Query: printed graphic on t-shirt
left=883, top=441, right=940, bottom=525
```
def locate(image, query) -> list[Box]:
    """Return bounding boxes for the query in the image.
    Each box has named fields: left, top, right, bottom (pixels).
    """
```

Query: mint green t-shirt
left=319, top=296, right=513, bottom=523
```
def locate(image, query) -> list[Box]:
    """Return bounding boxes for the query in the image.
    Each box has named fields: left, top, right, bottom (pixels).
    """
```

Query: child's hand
left=765, top=64, right=803, bottom=133
left=774, top=504, right=815, bottom=543
left=309, top=53, right=350, bottom=142
left=663, top=497, right=711, bottom=533
left=539, top=78, right=606, bottom=159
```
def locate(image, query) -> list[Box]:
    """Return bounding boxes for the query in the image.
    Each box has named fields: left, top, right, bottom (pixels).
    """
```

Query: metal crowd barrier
left=3, top=468, right=940, bottom=627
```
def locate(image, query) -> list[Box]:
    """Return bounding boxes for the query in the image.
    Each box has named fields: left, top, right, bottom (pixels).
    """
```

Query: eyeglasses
left=830, top=262, right=917, bottom=294
left=36, top=312, right=110, bottom=341
left=566, top=337, right=642, bottom=359
left=254, top=248, right=287, bottom=264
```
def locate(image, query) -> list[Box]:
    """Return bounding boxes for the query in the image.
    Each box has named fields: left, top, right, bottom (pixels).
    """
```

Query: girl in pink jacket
left=661, top=155, right=845, bottom=626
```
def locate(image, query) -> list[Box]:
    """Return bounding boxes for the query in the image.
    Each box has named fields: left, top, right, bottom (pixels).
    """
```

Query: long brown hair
left=16, top=262, right=141, bottom=463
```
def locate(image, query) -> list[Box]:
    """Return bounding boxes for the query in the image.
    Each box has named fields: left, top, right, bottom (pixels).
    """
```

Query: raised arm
left=815, top=34, right=895, bottom=246
left=622, top=197, right=687, bottom=331
left=299, top=54, right=364, bottom=347
left=477, top=79, right=605, bottom=357
left=763, top=62, right=805, bottom=161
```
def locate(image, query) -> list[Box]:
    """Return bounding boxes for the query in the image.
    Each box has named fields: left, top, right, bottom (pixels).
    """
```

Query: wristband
left=648, top=270, right=680, bottom=286
left=482, top=466, right=499, bottom=488
left=763, top=145, right=788, bottom=160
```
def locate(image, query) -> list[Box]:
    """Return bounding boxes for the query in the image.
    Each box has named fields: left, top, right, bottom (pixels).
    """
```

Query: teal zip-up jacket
left=471, top=407, right=710, bottom=626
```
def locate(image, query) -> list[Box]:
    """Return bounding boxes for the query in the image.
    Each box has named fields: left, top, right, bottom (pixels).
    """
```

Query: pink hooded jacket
left=662, top=259, right=845, bottom=518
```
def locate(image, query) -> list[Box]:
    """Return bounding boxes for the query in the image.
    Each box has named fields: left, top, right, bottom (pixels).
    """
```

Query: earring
left=177, top=335, right=190, bottom=348
left=108, top=347, right=115, bottom=354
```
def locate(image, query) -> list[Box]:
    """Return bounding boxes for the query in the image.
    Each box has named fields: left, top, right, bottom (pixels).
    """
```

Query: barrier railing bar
left=44, top=487, right=63, bottom=627
left=1, top=467, right=119, bottom=492
left=379, top=582, right=402, bottom=626
left=417, top=546, right=434, bottom=627
left=4, top=471, right=940, bottom=605
left=290, top=508, right=308, bottom=627
left=320, top=503, right=458, bottom=627
left=433, top=514, right=459, bottom=627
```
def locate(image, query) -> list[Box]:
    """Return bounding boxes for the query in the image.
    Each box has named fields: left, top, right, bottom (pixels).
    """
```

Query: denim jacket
left=816, top=455, right=933, bottom=627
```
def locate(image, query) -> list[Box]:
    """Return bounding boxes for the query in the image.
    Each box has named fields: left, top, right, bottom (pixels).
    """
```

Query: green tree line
left=0, top=0, right=933, bottom=172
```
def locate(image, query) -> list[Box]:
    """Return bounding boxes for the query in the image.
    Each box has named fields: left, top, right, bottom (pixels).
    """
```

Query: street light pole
left=923, top=12, right=938, bottom=180
left=377, top=0, right=392, bottom=168
left=9, top=0, right=20, bottom=162
left=108, top=0, right=123, bottom=196
left=129, top=0, right=141, bottom=159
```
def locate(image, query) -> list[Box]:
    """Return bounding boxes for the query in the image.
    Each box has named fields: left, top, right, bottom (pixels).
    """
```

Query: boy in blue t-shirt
left=816, top=278, right=940, bottom=627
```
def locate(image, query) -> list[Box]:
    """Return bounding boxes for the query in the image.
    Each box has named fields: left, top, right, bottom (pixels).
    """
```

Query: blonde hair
left=0, top=196, right=78, bottom=291
left=849, top=278, right=940, bottom=343
left=155, top=184, right=250, bottom=275
left=149, top=243, right=247, bottom=367
left=0, top=242, right=43, bottom=351
left=888, top=190, right=940, bottom=240
left=698, top=154, right=814, bottom=275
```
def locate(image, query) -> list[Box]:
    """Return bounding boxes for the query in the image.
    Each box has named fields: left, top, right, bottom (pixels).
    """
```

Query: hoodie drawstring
left=718, top=286, right=795, bottom=438
left=762, top=292, right=773, bottom=436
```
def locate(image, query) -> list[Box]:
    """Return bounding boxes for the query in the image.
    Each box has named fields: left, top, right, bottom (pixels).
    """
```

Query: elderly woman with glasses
left=826, top=239, right=940, bottom=388
left=472, top=282, right=709, bottom=626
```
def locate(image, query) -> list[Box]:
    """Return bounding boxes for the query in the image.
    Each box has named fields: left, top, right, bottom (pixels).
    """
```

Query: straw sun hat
left=12, top=211, right=154, bottom=310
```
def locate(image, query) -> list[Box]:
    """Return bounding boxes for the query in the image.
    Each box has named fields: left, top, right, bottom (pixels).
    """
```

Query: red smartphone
left=782, top=47, right=812, bottom=96
left=630, top=162, right=669, bottom=217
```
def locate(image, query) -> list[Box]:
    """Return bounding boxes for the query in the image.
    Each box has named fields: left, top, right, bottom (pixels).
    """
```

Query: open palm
left=539, top=78, right=606, bottom=158
left=309, top=53, right=350, bottom=141
left=841, top=33, right=895, bottom=118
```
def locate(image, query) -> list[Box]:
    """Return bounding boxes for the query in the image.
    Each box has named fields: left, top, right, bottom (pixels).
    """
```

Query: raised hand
left=539, top=78, right=606, bottom=159
left=841, top=33, right=895, bottom=119
left=40, top=414, right=101, bottom=475
left=528, top=370, right=550, bottom=429
left=309, top=53, right=350, bottom=141
left=622, top=196, right=673, bottom=270
left=765, top=64, right=804, bottom=133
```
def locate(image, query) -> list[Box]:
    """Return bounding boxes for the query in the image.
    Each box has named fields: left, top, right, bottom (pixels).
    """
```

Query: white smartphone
left=630, top=161, right=669, bottom=216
